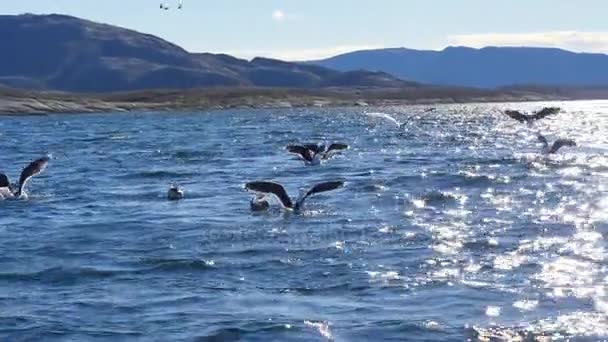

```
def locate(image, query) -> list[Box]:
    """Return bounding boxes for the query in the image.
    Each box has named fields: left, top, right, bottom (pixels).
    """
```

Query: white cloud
left=224, top=44, right=384, bottom=61
left=447, top=31, right=608, bottom=53
left=272, top=9, right=285, bottom=22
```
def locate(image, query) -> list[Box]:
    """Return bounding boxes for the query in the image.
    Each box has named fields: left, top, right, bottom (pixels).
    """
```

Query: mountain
left=309, top=46, right=608, bottom=88
left=0, top=14, right=413, bottom=92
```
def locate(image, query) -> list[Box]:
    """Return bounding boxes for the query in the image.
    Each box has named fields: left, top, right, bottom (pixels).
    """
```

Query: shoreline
left=1, top=86, right=607, bottom=115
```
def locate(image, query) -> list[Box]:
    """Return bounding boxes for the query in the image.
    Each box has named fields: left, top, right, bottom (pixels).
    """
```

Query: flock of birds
left=1, top=107, right=577, bottom=213
left=504, top=107, right=577, bottom=154
left=176, top=106, right=576, bottom=213
left=159, top=0, right=183, bottom=10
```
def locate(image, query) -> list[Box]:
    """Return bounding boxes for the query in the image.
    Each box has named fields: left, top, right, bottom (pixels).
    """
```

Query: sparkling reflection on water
left=0, top=100, right=606, bottom=341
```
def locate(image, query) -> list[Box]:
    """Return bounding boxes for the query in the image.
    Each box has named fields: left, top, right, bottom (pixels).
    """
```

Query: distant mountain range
left=3, top=14, right=608, bottom=93
left=309, top=47, right=608, bottom=88
left=0, top=14, right=413, bottom=92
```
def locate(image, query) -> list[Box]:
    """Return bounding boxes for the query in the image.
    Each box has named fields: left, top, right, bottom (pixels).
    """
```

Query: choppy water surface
left=1, top=101, right=607, bottom=341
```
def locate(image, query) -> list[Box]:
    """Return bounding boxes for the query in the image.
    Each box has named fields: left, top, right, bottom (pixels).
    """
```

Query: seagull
left=503, top=107, right=561, bottom=125
left=160, top=3, right=170, bottom=10
left=536, top=133, right=577, bottom=154
left=167, top=184, right=184, bottom=200
left=286, top=143, right=349, bottom=165
left=0, top=156, right=50, bottom=200
left=366, top=112, right=412, bottom=129
left=244, top=180, right=344, bottom=212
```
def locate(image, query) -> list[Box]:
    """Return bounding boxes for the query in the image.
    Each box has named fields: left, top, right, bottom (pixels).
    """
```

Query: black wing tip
left=244, top=180, right=281, bottom=190
left=0, top=173, right=9, bottom=187
left=543, top=106, right=561, bottom=111
left=316, top=180, right=346, bottom=190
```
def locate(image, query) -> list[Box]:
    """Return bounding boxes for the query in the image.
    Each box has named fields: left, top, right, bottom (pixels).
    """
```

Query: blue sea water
left=0, top=101, right=607, bottom=341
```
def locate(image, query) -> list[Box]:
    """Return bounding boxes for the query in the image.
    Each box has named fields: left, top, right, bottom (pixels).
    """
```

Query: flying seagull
left=366, top=112, right=412, bottom=129
left=503, top=107, right=561, bottom=125
left=536, top=133, right=577, bottom=154
left=286, top=143, right=349, bottom=165
left=244, top=180, right=344, bottom=212
left=0, top=156, right=50, bottom=200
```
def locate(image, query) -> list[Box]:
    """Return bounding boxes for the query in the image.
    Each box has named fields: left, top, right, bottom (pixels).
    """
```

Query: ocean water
left=0, top=101, right=607, bottom=341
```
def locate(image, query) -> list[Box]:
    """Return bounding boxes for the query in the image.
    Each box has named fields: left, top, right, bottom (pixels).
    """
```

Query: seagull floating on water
left=167, top=184, right=184, bottom=200
left=503, top=107, right=561, bottom=125
left=286, top=143, right=349, bottom=165
left=0, top=156, right=50, bottom=200
left=536, top=133, right=577, bottom=154
left=244, top=180, right=344, bottom=212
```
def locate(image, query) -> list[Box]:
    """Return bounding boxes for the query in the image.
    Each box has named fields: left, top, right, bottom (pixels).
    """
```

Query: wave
left=195, top=324, right=292, bottom=342
left=138, top=258, right=217, bottom=272
left=418, top=190, right=466, bottom=206
left=0, top=266, right=129, bottom=283
left=120, top=170, right=200, bottom=180
left=465, top=313, right=608, bottom=342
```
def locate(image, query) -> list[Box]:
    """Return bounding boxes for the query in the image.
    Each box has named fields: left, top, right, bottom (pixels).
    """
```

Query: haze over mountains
left=310, top=47, right=608, bottom=88
left=0, top=14, right=411, bottom=92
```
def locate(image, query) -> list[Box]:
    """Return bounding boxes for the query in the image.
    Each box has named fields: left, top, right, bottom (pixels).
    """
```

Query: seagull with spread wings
left=536, top=133, right=577, bottom=154
left=503, top=107, right=561, bottom=125
left=245, top=180, right=344, bottom=212
left=286, top=143, right=349, bottom=165
left=0, top=156, right=51, bottom=200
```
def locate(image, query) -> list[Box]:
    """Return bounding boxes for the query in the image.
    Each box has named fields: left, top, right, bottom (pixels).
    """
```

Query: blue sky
left=4, top=0, right=608, bottom=60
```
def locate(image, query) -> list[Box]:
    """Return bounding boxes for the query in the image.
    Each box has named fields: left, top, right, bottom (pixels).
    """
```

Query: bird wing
left=325, top=143, right=348, bottom=154
left=245, top=181, right=293, bottom=209
left=536, top=133, right=549, bottom=148
left=323, top=143, right=349, bottom=159
left=286, top=145, right=314, bottom=162
left=504, top=110, right=528, bottom=123
left=549, top=139, right=576, bottom=154
left=367, top=112, right=400, bottom=127
left=532, top=107, right=561, bottom=121
left=0, top=173, right=10, bottom=188
left=16, top=156, right=50, bottom=196
left=295, top=181, right=344, bottom=209
left=326, top=143, right=348, bottom=153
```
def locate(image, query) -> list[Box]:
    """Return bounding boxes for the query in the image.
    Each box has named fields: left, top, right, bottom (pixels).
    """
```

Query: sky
left=3, top=0, right=608, bottom=60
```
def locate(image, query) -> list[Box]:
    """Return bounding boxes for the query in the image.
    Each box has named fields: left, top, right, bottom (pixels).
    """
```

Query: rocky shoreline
left=0, top=86, right=603, bottom=115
